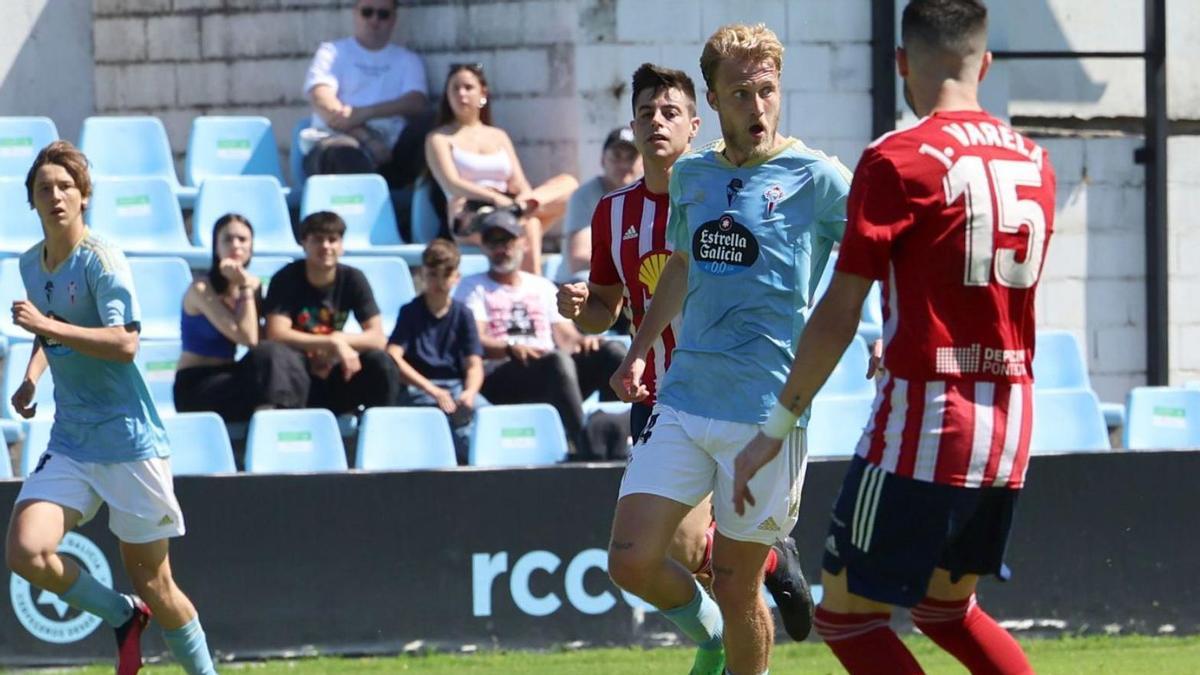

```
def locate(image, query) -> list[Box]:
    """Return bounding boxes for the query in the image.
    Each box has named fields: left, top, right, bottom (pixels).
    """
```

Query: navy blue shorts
left=822, top=456, right=1020, bottom=608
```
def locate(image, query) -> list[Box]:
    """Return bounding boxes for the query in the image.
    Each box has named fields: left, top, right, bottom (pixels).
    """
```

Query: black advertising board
left=1, top=451, right=1197, bottom=666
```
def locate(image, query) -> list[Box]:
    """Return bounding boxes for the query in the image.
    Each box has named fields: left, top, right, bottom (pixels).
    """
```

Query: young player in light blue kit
left=607, top=24, right=852, bottom=675
left=4, top=141, right=217, bottom=674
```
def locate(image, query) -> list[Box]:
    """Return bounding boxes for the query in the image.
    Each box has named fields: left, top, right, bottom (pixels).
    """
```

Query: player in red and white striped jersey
left=732, top=2, right=1052, bottom=673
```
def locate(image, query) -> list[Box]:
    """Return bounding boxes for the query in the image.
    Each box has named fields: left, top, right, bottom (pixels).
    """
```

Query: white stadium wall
left=0, top=0, right=1196, bottom=399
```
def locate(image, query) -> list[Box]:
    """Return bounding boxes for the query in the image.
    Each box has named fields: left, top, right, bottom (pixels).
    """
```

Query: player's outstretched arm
left=732, top=271, right=872, bottom=514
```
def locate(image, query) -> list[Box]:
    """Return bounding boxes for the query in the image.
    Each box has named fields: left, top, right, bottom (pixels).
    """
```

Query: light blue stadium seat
left=0, top=178, right=44, bottom=256
left=355, top=407, right=457, bottom=470
left=135, top=340, right=181, bottom=415
left=1032, top=330, right=1125, bottom=428
left=458, top=254, right=490, bottom=277
left=1, top=419, right=20, bottom=446
left=192, top=176, right=300, bottom=256
left=1032, top=330, right=1089, bottom=390
left=0, top=443, right=11, bottom=478
left=1, top=258, right=33, bottom=357
left=86, top=177, right=206, bottom=265
left=244, top=408, right=347, bottom=473
left=78, top=116, right=197, bottom=205
left=1124, top=387, right=1200, bottom=450
left=807, top=395, right=874, bottom=458
left=185, top=116, right=291, bottom=203
left=245, top=255, right=293, bottom=295
left=410, top=176, right=442, bottom=244
left=163, top=412, right=236, bottom=475
left=817, top=336, right=875, bottom=398
left=1031, top=389, right=1110, bottom=452
left=0, top=116, right=58, bottom=178
left=581, top=390, right=631, bottom=417
left=301, top=173, right=425, bottom=264
left=18, top=419, right=53, bottom=477
left=2, top=342, right=55, bottom=422
left=541, top=253, right=563, bottom=281
left=128, top=257, right=191, bottom=342
left=288, top=117, right=310, bottom=191
left=340, top=256, right=415, bottom=337
left=469, top=404, right=568, bottom=467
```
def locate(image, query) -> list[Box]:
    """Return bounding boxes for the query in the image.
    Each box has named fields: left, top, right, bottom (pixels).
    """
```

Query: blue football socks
left=59, top=570, right=133, bottom=627
left=163, top=617, right=217, bottom=675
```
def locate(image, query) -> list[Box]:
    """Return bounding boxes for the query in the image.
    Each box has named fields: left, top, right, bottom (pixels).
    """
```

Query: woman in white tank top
left=425, top=63, right=578, bottom=275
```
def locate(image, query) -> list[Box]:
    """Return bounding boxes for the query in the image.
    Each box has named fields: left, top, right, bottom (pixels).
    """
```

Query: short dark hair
left=901, top=0, right=988, bottom=56
left=26, top=140, right=92, bottom=207
left=422, top=238, right=461, bottom=273
left=298, top=211, right=346, bottom=240
left=631, top=63, right=697, bottom=116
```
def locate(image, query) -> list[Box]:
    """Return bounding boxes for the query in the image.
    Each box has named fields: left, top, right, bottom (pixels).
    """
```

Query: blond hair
left=699, top=23, right=784, bottom=89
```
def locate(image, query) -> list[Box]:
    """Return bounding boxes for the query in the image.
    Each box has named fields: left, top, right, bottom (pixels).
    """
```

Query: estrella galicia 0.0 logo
left=691, top=215, right=760, bottom=276
left=9, top=532, right=112, bottom=643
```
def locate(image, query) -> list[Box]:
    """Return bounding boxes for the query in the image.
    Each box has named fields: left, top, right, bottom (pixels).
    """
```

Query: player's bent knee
left=607, top=545, right=658, bottom=595
left=710, top=568, right=762, bottom=608
left=5, top=543, right=53, bottom=580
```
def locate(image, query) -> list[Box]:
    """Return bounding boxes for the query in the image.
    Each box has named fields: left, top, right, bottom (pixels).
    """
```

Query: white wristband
left=762, top=401, right=799, bottom=440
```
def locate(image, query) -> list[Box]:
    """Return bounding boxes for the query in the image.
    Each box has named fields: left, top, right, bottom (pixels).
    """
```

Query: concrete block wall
left=92, top=0, right=349, bottom=184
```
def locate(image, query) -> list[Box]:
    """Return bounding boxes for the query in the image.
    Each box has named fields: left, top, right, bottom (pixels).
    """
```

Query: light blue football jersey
left=18, top=231, right=168, bottom=463
left=656, top=138, right=852, bottom=426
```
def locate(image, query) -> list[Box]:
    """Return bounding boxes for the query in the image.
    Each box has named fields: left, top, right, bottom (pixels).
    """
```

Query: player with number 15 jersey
left=839, top=111, right=1055, bottom=489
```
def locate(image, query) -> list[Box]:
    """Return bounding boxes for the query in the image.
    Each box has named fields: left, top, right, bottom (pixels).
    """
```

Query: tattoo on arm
left=713, top=564, right=735, bottom=578
left=611, top=541, right=635, bottom=551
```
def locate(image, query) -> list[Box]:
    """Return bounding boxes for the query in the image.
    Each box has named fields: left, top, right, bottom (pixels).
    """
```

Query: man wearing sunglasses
left=303, top=0, right=432, bottom=189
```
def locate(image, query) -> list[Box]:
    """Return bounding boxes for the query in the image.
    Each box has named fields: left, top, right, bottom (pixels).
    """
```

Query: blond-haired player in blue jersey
left=608, top=24, right=853, bottom=675
left=5, top=141, right=217, bottom=674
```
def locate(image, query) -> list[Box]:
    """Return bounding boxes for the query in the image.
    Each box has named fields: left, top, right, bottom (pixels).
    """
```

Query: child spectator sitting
left=174, top=213, right=309, bottom=423
left=259, top=211, right=400, bottom=416
left=387, top=239, right=486, bottom=464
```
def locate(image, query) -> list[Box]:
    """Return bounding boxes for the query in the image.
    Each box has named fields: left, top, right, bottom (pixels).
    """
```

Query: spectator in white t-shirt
left=455, top=213, right=627, bottom=459
left=302, top=0, right=433, bottom=189
left=559, top=128, right=642, bottom=282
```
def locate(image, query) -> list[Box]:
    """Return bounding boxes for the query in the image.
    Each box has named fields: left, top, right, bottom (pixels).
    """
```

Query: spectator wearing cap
left=454, top=213, right=628, bottom=460
left=560, top=128, right=643, bottom=282
left=302, top=0, right=434, bottom=190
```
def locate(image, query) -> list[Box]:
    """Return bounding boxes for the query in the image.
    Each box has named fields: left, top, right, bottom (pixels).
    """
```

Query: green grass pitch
left=57, top=635, right=1200, bottom=674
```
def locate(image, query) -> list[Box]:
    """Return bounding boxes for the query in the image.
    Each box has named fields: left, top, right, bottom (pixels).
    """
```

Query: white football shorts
left=618, top=403, right=808, bottom=546
left=16, top=453, right=186, bottom=544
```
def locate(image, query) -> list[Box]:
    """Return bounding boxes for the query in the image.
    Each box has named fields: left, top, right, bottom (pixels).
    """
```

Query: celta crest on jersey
left=692, top=214, right=760, bottom=276
left=726, top=178, right=743, bottom=206
left=44, top=280, right=54, bottom=303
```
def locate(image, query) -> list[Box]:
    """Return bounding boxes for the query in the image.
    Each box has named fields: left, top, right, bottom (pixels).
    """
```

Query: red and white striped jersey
left=589, top=178, right=679, bottom=405
left=855, top=375, right=1034, bottom=488
left=837, top=110, right=1056, bottom=489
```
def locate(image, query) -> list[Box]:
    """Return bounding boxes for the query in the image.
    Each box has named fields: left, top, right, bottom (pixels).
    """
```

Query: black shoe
left=764, top=536, right=815, bottom=641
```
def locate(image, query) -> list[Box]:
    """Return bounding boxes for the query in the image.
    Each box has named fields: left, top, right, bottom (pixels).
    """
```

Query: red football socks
left=911, top=595, right=1033, bottom=674
left=814, top=606, right=923, bottom=674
